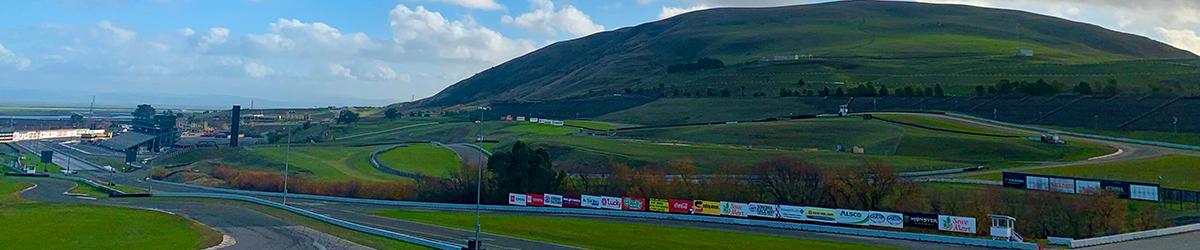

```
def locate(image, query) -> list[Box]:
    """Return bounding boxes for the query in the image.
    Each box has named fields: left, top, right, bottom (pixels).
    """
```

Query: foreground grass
left=0, top=177, right=221, bottom=249
left=373, top=209, right=894, bottom=250
left=375, top=144, right=463, bottom=177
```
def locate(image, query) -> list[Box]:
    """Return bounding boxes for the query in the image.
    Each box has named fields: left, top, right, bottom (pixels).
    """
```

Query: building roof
left=99, top=132, right=157, bottom=150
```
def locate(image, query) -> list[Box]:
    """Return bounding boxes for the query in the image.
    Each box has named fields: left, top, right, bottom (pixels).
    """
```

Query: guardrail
left=153, top=192, right=462, bottom=250
left=367, top=144, right=425, bottom=178
left=941, top=112, right=1200, bottom=151
left=149, top=179, right=1037, bottom=250
left=47, top=174, right=126, bottom=196
left=1050, top=222, right=1200, bottom=248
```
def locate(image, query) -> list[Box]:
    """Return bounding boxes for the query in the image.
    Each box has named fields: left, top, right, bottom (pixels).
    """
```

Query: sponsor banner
left=1049, top=178, right=1076, bottom=194
left=905, top=213, right=939, bottom=229
left=1130, top=184, right=1160, bottom=201
left=648, top=198, right=669, bottom=213
left=581, top=195, right=602, bottom=209
left=1026, top=176, right=1050, bottom=191
left=938, top=215, right=978, bottom=234
left=669, top=199, right=693, bottom=214
left=1002, top=172, right=1027, bottom=189
left=836, top=209, right=870, bottom=226
left=622, top=197, right=647, bottom=211
left=719, top=201, right=749, bottom=217
left=693, top=200, right=721, bottom=216
left=747, top=203, right=779, bottom=219
left=527, top=193, right=544, bottom=206
left=508, top=193, right=527, bottom=206
left=804, top=207, right=838, bottom=223
left=544, top=194, right=563, bottom=207
left=563, top=194, right=582, bottom=208
left=868, top=211, right=905, bottom=229
left=778, top=205, right=808, bottom=221
left=1101, top=181, right=1131, bottom=198
left=1075, top=180, right=1101, bottom=194
left=601, top=196, right=623, bottom=210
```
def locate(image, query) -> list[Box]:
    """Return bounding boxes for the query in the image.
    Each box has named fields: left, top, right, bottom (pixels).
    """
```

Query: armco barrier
left=154, top=192, right=462, bottom=250
left=149, top=180, right=1037, bottom=249
left=1051, top=223, right=1200, bottom=248
left=48, top=174, right=125, bottom=195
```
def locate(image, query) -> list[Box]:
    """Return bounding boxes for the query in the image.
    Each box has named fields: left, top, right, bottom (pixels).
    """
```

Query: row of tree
left=974, top=79, right=1119, bottom=96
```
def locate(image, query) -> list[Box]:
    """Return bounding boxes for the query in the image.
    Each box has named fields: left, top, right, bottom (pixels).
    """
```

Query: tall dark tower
left=230, top=105, right=241, bottom=147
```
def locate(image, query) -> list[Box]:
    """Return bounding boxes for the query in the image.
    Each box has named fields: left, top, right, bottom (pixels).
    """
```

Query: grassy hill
left=415, top=0, right=1196, bottom=108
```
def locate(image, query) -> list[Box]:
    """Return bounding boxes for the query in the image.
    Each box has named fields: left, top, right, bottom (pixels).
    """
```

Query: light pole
left=283, top=131, right=291, bottom=205
left=472, top=106, right=489, bottom=250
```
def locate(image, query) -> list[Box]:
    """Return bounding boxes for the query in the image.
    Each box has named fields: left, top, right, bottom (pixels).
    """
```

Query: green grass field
left=250, top=145, right=409, bottom=182
left=965, top=155, right=1200, bottom=190
left=598, top=98, right=824, bottom=125
left=0, top=177, right=222, bottom=249
left=375, top=144, right=463, bottom=177
left=872, top=113, right=1021, bottom=136
left=1045, top=126, right=1200, bottom=147
left=565, top=120, right=621, bottom=130
left=373, top=209, right=894, bottom=250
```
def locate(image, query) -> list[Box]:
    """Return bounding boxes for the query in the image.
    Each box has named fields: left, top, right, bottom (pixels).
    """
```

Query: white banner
left=1075, top=180, right=1101, bottom=194
left=836, top=209, right=869, bottom=226
left=601, top=196, right=623, bottom=210
left=581, top=195, right=602, bottom=208
left=747, top=203, right=779, bottom=218
left=938, top=215, right=977, bottom=234
left=507, top=193, right=527, bottom=206
left=778, top=205, right=808, bottom=221
left=867, top=211, right=905, bottom=228
left=1130, top=184, right=1160, bottom=201
left=1026, top=176, right=1049, bottom=191
left=543, top=194, right=563, bottom=207
left=1049, top=178, right=1076, bottom=193
left=719, top=202, right=749, bottom=217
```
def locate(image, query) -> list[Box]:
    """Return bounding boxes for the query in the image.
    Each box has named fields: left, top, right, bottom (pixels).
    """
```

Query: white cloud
left=0, top=43, right=32, bottom=71
left=244, top=19, right=376, bottom=58
left=93, top=20, right=137, bottom=45
left=243, top=61, right=273, bottom=78
left=1156, top=27, right=1200, bottom=55
left=199, top=27, right=229, bottom=49
left=178, top=27, right=196, bottom=37
left=434, top=0, right=503, bottom=10
left=389, top=5, right=534, bottom=63
left=501, top=0, right=604, bottom=36
left=328, top=63, right=356, bottom=80
left=658, top=5, right=713, bottom=20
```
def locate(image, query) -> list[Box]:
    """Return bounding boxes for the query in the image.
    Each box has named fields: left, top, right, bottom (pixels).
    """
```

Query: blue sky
left=0, top=0, right=1197, bottom=107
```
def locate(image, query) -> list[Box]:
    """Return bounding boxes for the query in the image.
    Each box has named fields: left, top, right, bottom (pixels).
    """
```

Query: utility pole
left=1173, top=116, right=1179, bottom=134
left=471, top=106, right=489, bottom=250
left=283, top=132, right=291, bottom=205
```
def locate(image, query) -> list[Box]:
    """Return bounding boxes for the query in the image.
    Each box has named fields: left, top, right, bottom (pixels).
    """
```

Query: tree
left=336, top=110, right=360, bottom=125
left=878, top=85, right=890, bottom=96
left=1074, top=82, right=1094, bottom=95
left=70, top=113, right=84, bottom=127
left=384, top=108, right=401, bottom=120
left=488, top=141, right=563, bottom=194
left=975, top=85, right=986, bottom=96
left=133, top=104, right=156, bottom=120
left=750, top=157, right=830, bottom=205
left=819, top=87, right=831, bottom=97
left=833, top=87, right=845, bottom=97
left=903, top=86, right=916, bottom=97
left=797, top=79, right=806, bottom=87
left=934, top=84, right=945, bottom=97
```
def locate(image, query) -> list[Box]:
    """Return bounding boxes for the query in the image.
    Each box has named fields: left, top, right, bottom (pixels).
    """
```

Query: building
left=1017, top=48, right=1034, bottom=57
left=99, top=132, right=158, bottom=152
left=0, top=128, right=13, bottom=143
left=117, top=111, right=181, bottom=152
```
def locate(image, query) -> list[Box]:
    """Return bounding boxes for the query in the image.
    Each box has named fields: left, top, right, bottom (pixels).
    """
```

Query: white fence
left=149, top=179, right=1037, bottom=250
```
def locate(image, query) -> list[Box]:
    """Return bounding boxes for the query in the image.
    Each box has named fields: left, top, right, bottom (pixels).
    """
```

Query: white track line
left=203, top=234, right=237, bottom=250
left=19, top=183, right=39, bottom=193
left=1088, top=148, right=1124, bottom=161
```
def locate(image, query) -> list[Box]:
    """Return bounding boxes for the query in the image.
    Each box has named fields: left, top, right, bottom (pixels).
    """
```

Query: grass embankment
left=872, top=113, right=1021, bottom=137
left=1046, top=126, right=1200, bottom=147
left=565, top=120, right=621, bottom=130
left=965, top=155, right=1200, bottom=190
left=597, top=98, right=823, bottom=125
left=373, top=209, right=894, bottom=250
left=167, top=146, right=411, bottom=183
left=0, top=177, right=222, bottom=249
left=375, top=144, right=463, bottom=177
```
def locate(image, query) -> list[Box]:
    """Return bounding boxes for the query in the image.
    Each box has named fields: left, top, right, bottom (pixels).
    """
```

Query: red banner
left=621, top=197, right=647, bottom=211
left=669, top=199, right=692, bottom=214
left=527, top=193, right=544, bottom=206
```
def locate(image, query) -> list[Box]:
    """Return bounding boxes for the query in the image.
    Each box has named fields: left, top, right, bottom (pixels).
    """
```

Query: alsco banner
left=719, top=202, right=749, bottom=217
left=669, top=199, right=693, bottom=214
left=526, top=193, right=544, bottom=206
left=508, top=193, right=527, bottom=206
left=904, top=212, right=939, bottom=229
left=648, top=198, right=669, bottom=213
left=867, top=211, right=904, bottom=229
left=747, top=203, right=779, bottom=219
left=938, top=215, right=977, bottom=234
left=622, top=197, right=647, bottom=211
left=693, top=200, right=721, bottom=216
left=804, top=207, right=837, bottom=223
left=581, top=195, right=602, bottom=208
left=543, top=194, right=563, bottom=207
left=836, top=209, right=870, bottom=226
left=563, top=194, right=582, bottom=208
left=601, top=196, right=623, bottom=210
left=778, top=205, right=808, bottom=221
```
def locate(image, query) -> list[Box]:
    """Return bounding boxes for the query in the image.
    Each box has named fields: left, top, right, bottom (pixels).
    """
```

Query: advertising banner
left=669, top=199, right=693, bottom=214
left=836, top=209, right=870, bottom=226
left=867, top=211, right=905, bottom=229
left=719, top=202, right=749, bottom=217
left=747, top=203, right=779, bottom=219
left=1002, top=172, right=1027, bottom=189
left=622, top=197, right=647, bottom=211
left=527, top=193, right=544, bottom=206
left=905, top=213, right=939, bottom=229
left=777, top=205, right=808, bottom=221
left=648, top=198, right=669, bottom=213
left=601, top=196, right=623, bottom=210
left=1075, top=180, right=1101, bottom=194
left=581, top=195, right=602, bottom=209
left=508, top=193, right=527, bottom=206
left=1102, top=181, right=1131, bottom=198
left=938, top=215, right=978, bottom=234
left=1130, top=184, right=1160, bottom=201
left=563, top=194, right=582, bottom=208
left=693, top=200, right=721, bottom=216
left=1026, top=176, right=1050, bottom=191
left=804, top=207, right=838, bottom=223
left=544, top=194, right=563, bottom=207
left=1049, top=178, right=1076, bottom=193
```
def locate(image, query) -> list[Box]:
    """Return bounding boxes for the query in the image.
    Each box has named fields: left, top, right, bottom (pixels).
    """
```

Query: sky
left=0, top=0, right=1197, bottom=108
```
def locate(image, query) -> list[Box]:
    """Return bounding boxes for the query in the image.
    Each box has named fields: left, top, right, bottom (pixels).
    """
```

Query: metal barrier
left=49, top=174, right=125, bottom=196
left=149, top=179, right=1037, bottom=250
left=1051, top=223, right=1200, bottom=248
left=153, top=192, right=463, bottom=250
